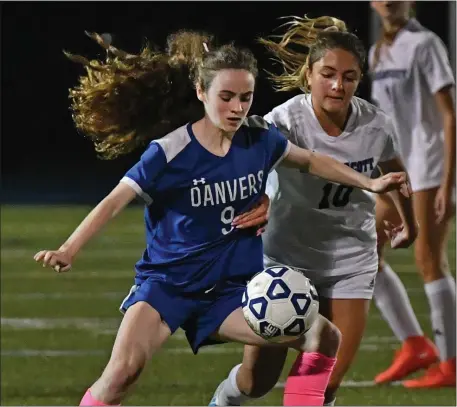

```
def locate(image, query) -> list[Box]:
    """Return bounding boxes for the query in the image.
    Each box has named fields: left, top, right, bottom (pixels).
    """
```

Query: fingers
left=232, top=207, right=257, bottom=224
left=236, top=215, right=268, bottom=229
left=34, top=250, right=47, bottom=262
left=43, top=251, right=55, bottom=267
left=54, top=264, right=71, bottom=273
left=33, top=250, right=71, bottom=272
left=59, top=264, right=72, bottom=272
left=383, top=220, right=397, bottom=230
left=435, top=205, right=445, bottom=225
left=434, top=194, right=445, bottom=224
left=399, top=182, right=412, bottom=198
left=233, top=207, right=268, bottom=226
left=256, top=226, right=266, bottom=236
left=233, top=194, right=270, bottom=225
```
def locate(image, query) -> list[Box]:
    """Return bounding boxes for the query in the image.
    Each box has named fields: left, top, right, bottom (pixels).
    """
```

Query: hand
left=383, top=220, right=418, bottom=249
left=369, top=172, right=411, bottom=197
left=232, top=194, right=270, bottom=236
left=434, top=185, right=455, bottom=224
left=34, top=249, right=73, bottom=273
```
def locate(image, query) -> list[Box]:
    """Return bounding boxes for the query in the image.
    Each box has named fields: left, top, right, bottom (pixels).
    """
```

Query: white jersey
left=369, top=18, right=455, bottom=191
left=263, top=94, right=397, bottom=276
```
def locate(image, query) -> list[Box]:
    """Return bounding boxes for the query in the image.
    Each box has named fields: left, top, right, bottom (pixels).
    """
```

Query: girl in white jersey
left=369, top=1, right=456, bottom=388
left=210, top=16, right=417, bottom=406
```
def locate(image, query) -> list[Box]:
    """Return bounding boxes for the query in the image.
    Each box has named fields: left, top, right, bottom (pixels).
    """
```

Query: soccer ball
left=242, top=266, right=319, bottom=342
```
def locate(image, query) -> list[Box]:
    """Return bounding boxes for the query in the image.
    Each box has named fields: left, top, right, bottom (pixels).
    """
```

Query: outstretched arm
left=282, top=143, right=409, bottom=194
left=34, top=182, right=137, bottom=271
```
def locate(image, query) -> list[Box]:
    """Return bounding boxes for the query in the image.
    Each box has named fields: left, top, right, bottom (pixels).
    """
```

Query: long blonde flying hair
left=259, top=15, right=366, bottom=93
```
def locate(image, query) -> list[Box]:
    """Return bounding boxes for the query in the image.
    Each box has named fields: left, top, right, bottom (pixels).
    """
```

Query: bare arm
left=378, top=157, right=416, bottom=232
left=59, top=182, right=137, bottom=257
left=34, top=182, right=137, bottom=270
left=282, top=143, right=407, bottom=194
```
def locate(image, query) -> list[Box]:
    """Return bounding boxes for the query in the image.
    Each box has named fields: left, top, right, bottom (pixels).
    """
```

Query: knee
left=101, top=353, right=146, bottom=392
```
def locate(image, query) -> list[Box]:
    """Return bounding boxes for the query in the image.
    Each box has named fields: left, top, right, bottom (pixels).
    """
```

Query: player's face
left=198, top=69, right=255, bottom=133
left=307, top=48, right=361, bottom=115
left=370, top=1, right=412, bottom=22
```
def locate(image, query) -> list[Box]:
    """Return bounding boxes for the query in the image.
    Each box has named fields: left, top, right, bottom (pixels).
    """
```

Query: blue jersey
left=121, top=117, right=290, bottom=292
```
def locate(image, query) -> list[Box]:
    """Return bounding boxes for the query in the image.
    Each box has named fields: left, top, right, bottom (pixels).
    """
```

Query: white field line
left=274, top=380, right=402, bottom=389
left=0, top=317, right=424, bottom=338
left=1, top=317, right=121, bottom=330
left=1, top=287, right=425, bottom=301
left=0, top=271, right=135, bottom=279
left=1, top=342, right=398, bottom=359
left=1, top=292, right=126, bottom=300
left=0, top=316, right=429, bottom=339
left=0, top=346, right=400, bottom=388
left=2, top=317, right=402, bottom=354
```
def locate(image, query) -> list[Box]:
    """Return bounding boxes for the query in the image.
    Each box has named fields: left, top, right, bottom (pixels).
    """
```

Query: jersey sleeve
left=120, top=142, right=167, bottom=204
left=265, top=170, right=279, bottom=200
left=264, top=105, right=295, bottom=140
left=265, top=124, right=291, bottom=173
left=417, top=35, right=455, bottom=94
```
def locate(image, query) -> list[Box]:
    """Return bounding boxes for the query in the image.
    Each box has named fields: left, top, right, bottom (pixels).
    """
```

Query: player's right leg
left=81, top=279, right=197, bottom=406
left=211, top=310, right=340, bottom=406
left=373, top=193, right=438, bottom=384
left=81, top=301, right=171, bottom=406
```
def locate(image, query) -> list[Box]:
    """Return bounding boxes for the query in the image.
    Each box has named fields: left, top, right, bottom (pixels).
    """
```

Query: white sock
left=373, top=263, right=423, bottom=341
left=424, top=276, right=456, bottom=361
left=216, top=364, right=251, bottom=406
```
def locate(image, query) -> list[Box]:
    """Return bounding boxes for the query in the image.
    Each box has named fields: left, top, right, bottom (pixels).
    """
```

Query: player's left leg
left=209, top=346, right=288, bottom=406
left=211, top=311, right=340, bottom=406
left=314, top=296, right=370, bottom=405
left=403, top=187, right=456, bottom=388
left=373, top=193, right=438, bottom=384
left=290, top=270, right=375, bottom=405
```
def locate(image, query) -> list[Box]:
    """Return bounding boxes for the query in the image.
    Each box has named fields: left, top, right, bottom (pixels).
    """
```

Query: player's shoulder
left=242, top=115, right=270, bottom=130
left=401, top=19, right=443, bottom=49
left=352, top=96, right=392, bottom=130
left=267, top=94, right=307, bottom=118
left=151, top=124, right=192, bottom=163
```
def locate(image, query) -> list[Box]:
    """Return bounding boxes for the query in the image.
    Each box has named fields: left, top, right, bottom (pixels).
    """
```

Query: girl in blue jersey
left=34, top=30, right=409, bottom=406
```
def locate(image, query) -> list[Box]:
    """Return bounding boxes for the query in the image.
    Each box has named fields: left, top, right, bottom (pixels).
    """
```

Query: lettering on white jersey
left=190, top=170, right=264, bottom=207
left=345, top=158, right=375, bottom=173
left=300, top=158, right=375, bottom=175
left=371, top=69, right=407, bottom=81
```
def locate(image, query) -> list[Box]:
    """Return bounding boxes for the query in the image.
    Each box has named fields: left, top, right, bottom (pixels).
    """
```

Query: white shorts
left=263, top=255, right=377, bottom=300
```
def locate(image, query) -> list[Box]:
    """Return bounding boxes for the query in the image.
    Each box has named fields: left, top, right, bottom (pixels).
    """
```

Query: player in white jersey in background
left=210, top=16, right=417, bottom=406
left=369, top=1, right=456, bottom=388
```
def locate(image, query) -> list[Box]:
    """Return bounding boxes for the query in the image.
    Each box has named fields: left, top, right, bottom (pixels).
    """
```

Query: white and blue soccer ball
left=242, top=266, right=319, bottom=342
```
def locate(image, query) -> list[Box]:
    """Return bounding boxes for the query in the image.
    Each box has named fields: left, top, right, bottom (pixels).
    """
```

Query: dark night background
left=1, top=1, right=452, bottom=204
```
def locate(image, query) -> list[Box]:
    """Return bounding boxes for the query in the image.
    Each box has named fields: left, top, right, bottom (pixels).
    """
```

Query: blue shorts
left=119, top=278, right=246, bottom=354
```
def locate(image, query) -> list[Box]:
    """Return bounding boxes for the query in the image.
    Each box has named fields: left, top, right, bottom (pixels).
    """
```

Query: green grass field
left=1, top=206, right=456, bottom=406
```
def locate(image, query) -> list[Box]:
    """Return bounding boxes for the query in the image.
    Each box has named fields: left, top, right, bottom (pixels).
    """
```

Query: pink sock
left=283, top=352, right=337, bottom=406
left=80, top=389, right=120, bottom=406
